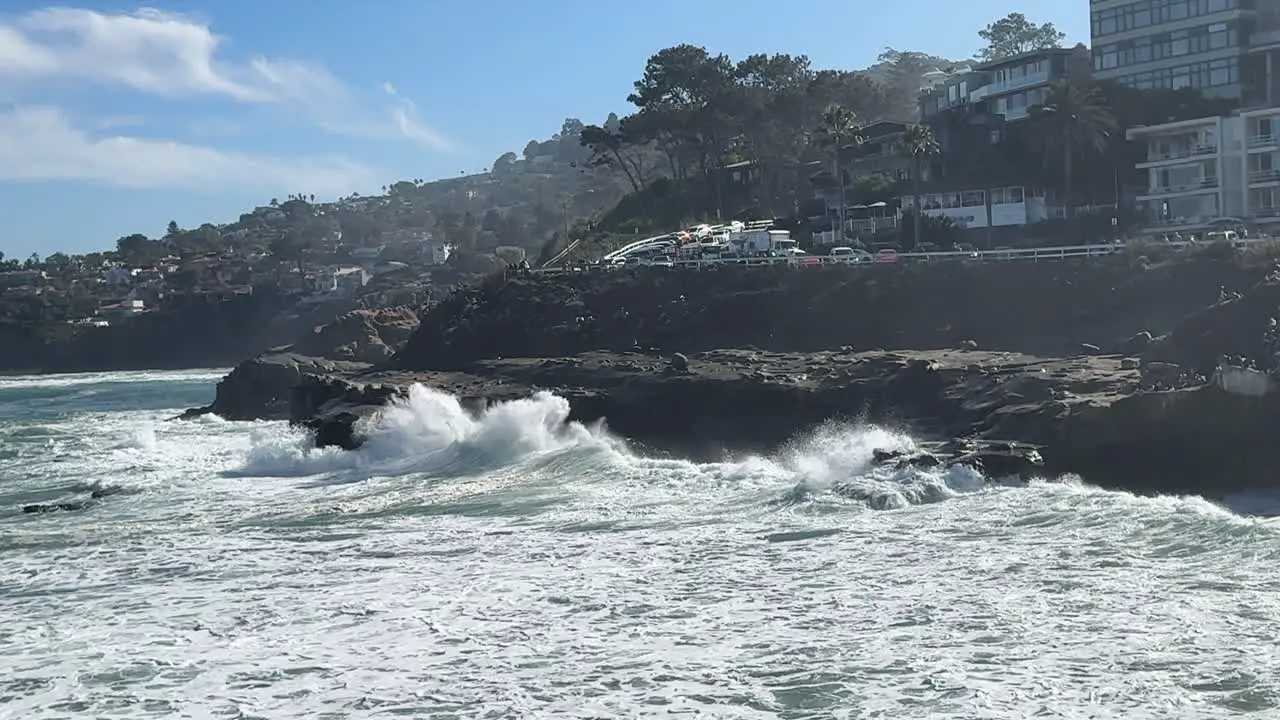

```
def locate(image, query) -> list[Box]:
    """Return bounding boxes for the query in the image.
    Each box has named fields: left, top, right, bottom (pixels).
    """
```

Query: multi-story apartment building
left=1090, top=0, right=1280, bottom=103
left=907, top=48, right=1088, bottom=229
left=1128, top=105, right=1280, bottom=230
left=920, top=49, right=1084, bottom=124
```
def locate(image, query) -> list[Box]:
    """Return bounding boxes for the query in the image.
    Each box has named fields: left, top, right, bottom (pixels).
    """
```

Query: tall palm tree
left=814, top=104, right=863, bottom=243
left=1031, top=80, right=1117, bottom=210
left=900, top=124, right=940, bottom=246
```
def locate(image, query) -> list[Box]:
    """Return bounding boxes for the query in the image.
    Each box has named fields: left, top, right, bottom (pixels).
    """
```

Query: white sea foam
left=2, top=371, right=1279, bottom=718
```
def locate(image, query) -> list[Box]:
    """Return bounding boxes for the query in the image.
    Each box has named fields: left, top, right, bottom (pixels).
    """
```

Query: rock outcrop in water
left=189, top=249, right=1280, bottom=500
left=181, top=306, right=417, bottom=421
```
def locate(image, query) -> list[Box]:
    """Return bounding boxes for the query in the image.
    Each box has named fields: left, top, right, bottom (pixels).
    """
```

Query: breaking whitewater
left=2, top=369, right=1279, bottom=719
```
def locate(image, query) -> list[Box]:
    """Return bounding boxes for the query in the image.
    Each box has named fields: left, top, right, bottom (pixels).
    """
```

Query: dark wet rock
left=872, top=448, right=904, bottom=464
left=954, top=447, right=1045, bottom=480
left=23, top=501, right=93, bottom=514
left=180, top=306, right=418, bottom=421
left=181, top=353, right=369, bottom=421
left=669, top=352, right=689, bottom=373
left=1080, top=343, right=1103, bottom=355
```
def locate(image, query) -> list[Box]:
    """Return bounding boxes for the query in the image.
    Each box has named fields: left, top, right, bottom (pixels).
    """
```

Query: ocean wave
left=7, top=372, right=1280, bottom=719
left=222, top=384, right=1280, bottom=526
left=230, top=384, right=624, bottom=484
left=0, top=369, right=230, bottom=391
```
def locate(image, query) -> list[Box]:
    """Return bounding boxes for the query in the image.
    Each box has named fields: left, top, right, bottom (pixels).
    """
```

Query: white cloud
left=382, top=80, right=451, bottom=152
left=0, top=7, right=452, bottom=150
left=0, top=7, right=270, bottom=99
left=94, top=114, right=147, bottom=130
left=0, top=106, right=376, bottom=197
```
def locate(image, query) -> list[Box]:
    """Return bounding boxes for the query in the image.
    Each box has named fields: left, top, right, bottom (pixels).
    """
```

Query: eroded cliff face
left=396, top=257, right=1268, bottom=371
left=0, top=293, right=357, bottom=374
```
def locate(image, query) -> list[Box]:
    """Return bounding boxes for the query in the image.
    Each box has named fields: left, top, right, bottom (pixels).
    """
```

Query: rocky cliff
left=189, top=250, right=1280, bottom=501
left=396, top=255, right=1268, bottom=370
left=0, top=292, right=357, bottom=374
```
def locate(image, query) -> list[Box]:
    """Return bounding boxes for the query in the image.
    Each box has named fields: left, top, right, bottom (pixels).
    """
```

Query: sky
left=0, top=1, right=1089, bottom=258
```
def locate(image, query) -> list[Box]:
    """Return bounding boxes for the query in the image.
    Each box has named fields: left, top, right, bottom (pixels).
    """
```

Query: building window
left=1112, top=56, right=1238, bottom=91
left=1091, top=0, right=1239, bottom=39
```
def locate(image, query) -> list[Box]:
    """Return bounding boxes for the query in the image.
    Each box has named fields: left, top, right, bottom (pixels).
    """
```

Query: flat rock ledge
left=183, top=348, right=1280, bottom=500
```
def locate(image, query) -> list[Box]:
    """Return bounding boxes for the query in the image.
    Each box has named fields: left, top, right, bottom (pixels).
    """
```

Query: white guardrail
left=537, top=238, right=1257, bottom=274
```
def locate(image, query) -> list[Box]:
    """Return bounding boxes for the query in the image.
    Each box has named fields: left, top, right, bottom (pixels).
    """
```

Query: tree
left=492, top=151, right=519, bottom=175
left=876, top=49, right=947, bottom=119
left=977, top=13, right=1065, bottom=62
left=166, top=220, right=181, bottom=236
left=813, top=104, right=863, bottom=243
left=44, top=252, right=71, bottom=272
left=900, top=124, right=939, bottom=246
left=116, top=233, right=156, bottom=265
left=628, top=44, right=741, bottom=217
left=580, top=123, right=647, bottom=193
left=1031, top=80, right=1117, bottom=205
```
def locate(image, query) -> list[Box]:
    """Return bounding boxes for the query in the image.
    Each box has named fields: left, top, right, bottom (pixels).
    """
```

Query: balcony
left=1136, top=177, right=1220, bottom=199
left=1137, top=144, right=1217, bottom=167
left=1248, top=135, right=1279, bottom=152
left=1249, top=169, right=1280, bottom=185
left=983, top=70, right=1051, bottom=97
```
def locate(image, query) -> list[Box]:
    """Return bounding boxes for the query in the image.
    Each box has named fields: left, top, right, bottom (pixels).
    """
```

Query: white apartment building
left=1128, top=105, right=1280, bottom=231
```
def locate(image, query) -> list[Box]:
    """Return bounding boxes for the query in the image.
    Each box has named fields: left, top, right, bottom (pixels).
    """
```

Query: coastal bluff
left=193, top=251, right=1280, bottom=499
left=0, top=291, right=358, bottom=374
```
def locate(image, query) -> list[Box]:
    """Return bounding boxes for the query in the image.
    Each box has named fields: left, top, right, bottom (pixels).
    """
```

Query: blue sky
left=0, top=1, right=1089, bottom=257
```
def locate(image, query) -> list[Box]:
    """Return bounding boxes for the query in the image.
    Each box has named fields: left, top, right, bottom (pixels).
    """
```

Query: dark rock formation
left=291, top=306, right=419, bottom=364
left=395, top=256, right=1268, bottom=371
left=180, top=306, right=417, bottom=421
left=189, top=253, right=1280, bottom=500
left=0, top=292, right=356, bottom=374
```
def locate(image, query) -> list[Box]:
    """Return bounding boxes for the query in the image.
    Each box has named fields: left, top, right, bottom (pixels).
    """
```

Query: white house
left=902, top=186, right=1055, bottom=229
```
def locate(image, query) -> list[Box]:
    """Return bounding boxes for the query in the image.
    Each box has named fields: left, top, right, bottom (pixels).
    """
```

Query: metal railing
left=537, top=242, right=1135, bottom=275
left=1141, top=144, right=1217, bottom=163
left=1140, top=177, right=1219, bottom=195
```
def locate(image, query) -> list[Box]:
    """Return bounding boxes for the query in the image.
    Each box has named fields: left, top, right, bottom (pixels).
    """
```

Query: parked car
left=830, top=246, right=873, bottom=264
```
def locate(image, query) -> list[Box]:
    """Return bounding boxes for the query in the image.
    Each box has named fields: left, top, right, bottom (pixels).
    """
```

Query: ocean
left=2, top=370, right=1279, bottom=719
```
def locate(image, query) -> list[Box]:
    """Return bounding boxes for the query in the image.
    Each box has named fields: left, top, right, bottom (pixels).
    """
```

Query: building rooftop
left=971, top=47, right=1078, bottom=72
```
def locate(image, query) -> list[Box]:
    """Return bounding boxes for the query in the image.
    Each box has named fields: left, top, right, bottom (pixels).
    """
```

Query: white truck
left=728, top=227, right=799, bottom=255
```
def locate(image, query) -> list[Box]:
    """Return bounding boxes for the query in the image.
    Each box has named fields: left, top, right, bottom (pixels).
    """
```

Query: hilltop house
left=905, top=47, right=1094, bottom=232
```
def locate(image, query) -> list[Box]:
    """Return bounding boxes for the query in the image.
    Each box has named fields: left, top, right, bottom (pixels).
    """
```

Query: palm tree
left=1031, top=80, right=1117, bottom=210
left=900, top=124, right=940, bottom=246
left=814, top=104, right=863, bottom=243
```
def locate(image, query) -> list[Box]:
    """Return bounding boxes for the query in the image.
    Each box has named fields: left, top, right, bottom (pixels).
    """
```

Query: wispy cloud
left=0, top=6, right=453, bottom=149
left=382, top=81, right=453, bottom=152
left=0, top=106, right=376, bottom=197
